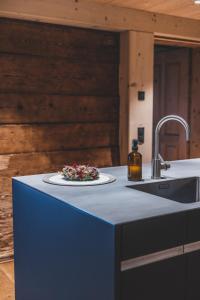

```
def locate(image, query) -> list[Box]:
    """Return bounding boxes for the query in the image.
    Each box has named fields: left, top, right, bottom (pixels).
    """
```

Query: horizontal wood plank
left=0, top=94, right=118, bottom=124
left=0, top=123, right=118, bottom=154
left=0, top=54, right=118, bottom=95
left=0, top=148, right=119, bottom=177
left=0, top=146, right=119, bottom=205
left=94, top=0, right=200, bottom=21
left=0, top=18, right=119, bottom=63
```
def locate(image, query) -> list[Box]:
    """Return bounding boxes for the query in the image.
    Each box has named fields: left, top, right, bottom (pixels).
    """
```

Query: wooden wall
left=0, top=18, right=119, bottom=259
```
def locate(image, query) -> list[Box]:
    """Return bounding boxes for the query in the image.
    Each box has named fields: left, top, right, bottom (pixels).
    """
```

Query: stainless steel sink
left=129, top=177, right=200, bottom=204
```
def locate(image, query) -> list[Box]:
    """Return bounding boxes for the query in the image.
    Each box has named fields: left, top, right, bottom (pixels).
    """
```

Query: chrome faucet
left=152, top=115, right=190, bottom=179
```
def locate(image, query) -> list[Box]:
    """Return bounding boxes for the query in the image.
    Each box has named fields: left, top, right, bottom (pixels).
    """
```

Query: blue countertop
left=13, top=159, right=200, bottom=225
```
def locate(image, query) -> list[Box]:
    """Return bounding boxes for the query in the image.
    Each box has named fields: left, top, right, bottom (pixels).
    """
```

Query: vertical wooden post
left=119, top=31, right=154, bottom=164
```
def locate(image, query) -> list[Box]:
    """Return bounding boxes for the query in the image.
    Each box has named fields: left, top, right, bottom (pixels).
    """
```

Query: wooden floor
left=0, top=261, right=15, bottom=300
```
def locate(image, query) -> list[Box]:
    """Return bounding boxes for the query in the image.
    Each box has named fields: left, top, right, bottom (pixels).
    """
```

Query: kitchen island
left=13, top=159, right=200, bottom=300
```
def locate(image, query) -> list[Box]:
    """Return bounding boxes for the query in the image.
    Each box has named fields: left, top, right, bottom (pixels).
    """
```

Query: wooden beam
left=0, top=0, right=200, bottom=40
left=120, top=31, right=154, bottom=163
left=155, top=36, right=200, bottom=48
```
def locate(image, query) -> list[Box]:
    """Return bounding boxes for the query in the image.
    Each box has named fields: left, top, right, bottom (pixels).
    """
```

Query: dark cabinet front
left=121, top=256, right=185, bottom=300
left=121, top=214, right=186, bottom=260
left=187, top=210, right=200, bottom=243
left=120, top=208, right=200, bottom=300
left=186, top=250, right=200, bottom=300
left=185, top=210, right=200, bottom=299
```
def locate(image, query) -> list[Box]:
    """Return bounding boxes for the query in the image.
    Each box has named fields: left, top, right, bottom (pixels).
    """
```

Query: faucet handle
left=161, top=161, right=171, bottom=171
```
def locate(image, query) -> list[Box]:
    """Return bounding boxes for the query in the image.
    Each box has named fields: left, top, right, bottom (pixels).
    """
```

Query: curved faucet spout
left=154, top=115, right=190, bottom=159
left=152, top=115, right=190, bottom=179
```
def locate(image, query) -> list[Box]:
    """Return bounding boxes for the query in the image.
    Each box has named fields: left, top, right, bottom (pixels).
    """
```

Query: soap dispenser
left=128, top=139, right=142, bottom=181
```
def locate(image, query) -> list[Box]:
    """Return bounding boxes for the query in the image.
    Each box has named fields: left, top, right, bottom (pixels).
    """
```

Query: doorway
left=153, top=45, right=191, bottom=161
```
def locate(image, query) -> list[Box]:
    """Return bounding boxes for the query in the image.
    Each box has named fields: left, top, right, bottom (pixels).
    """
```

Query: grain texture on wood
left=94, top=0, right=200, bottom=21
left=1, top=0, right=200, bottom=40
left=0, top=262, right=15, bottom=299
left=0, top=18, right=119, bottom=260
left=0, top=94, right=118, bottom=124
left=0, top=148, right=119, bottom=177
left=0, top=54, right=118, bottom=96
left=0, top=123, right=118, bottom=154
left=0, top=147, right=119, bottom=204
left=120, top=31, right=154, bottom=163
left=0, top=18, right=119, bottom=63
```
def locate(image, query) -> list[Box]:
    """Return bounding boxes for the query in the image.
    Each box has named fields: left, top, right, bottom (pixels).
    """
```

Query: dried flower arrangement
left=62, top=163, right=99, bottom=181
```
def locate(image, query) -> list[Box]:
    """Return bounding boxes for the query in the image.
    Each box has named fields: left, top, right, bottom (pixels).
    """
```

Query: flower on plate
left=61, top=164, right=99, bottom=181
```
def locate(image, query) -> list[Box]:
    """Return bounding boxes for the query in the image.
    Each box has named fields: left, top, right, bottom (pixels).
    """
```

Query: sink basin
left=129, top=177, right=200, bottom=204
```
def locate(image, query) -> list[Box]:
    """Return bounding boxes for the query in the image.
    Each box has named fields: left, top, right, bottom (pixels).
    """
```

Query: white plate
left=43, top=173, right=116, bottom=186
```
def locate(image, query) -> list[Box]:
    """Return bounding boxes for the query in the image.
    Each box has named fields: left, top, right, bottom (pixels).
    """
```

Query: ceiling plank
left=94, top=0, right=200, bottom=20
left=0, top=0, right=200, bottom=40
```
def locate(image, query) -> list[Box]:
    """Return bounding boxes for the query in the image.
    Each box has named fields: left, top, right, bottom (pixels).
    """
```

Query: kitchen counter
left=13, top=158, right=200, bottom=300
left=13, top=158, right=200, bottom=225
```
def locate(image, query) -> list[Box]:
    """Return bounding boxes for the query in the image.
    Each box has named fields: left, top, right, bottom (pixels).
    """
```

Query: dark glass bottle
left=128, top=139, right=142, bottom=181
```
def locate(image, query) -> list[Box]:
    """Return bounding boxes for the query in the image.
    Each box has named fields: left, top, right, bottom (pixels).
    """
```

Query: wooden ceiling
left=93, top=0, right=200, bottom=20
